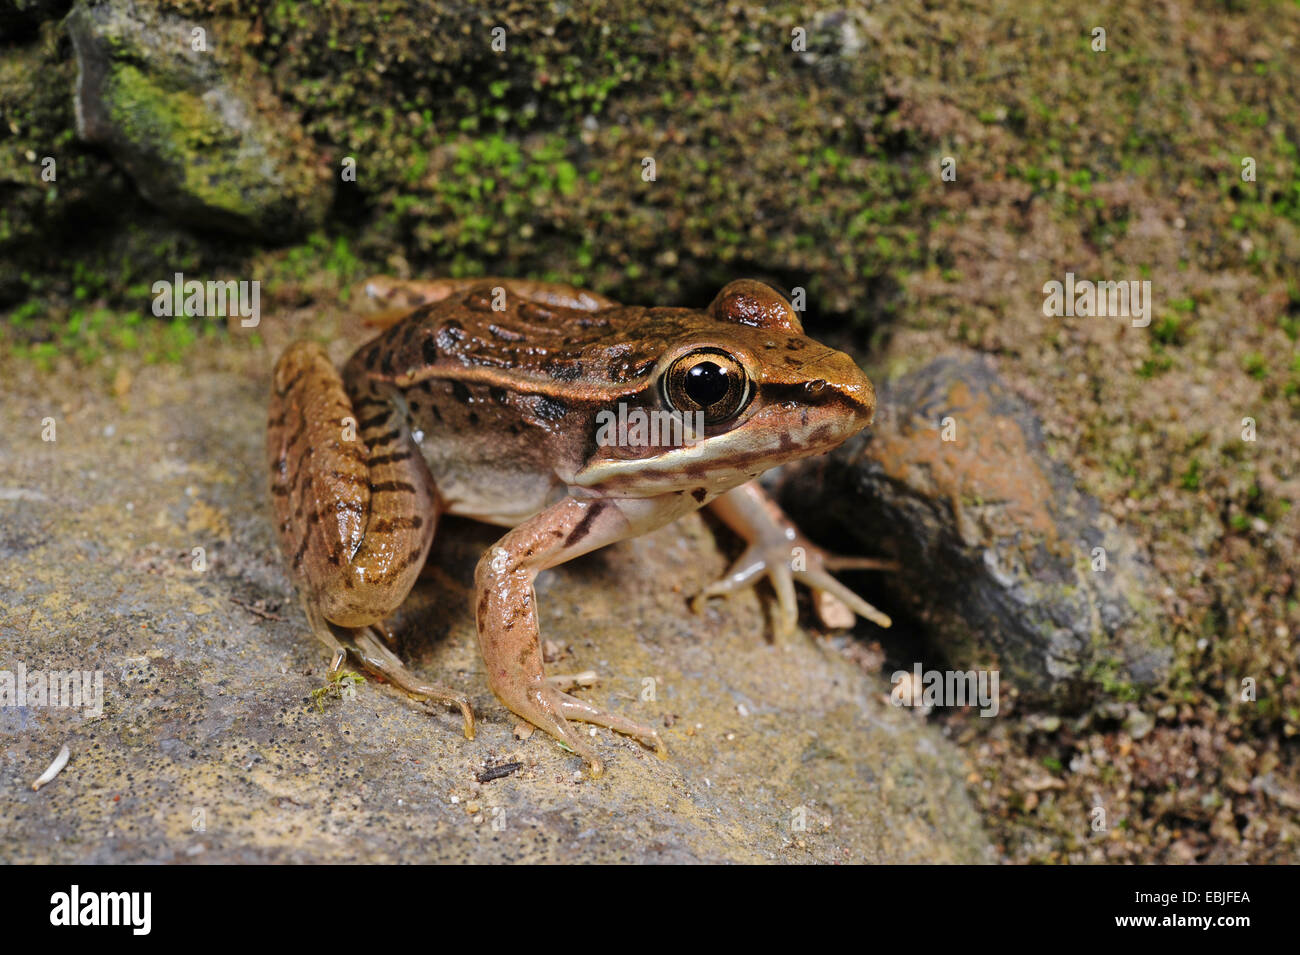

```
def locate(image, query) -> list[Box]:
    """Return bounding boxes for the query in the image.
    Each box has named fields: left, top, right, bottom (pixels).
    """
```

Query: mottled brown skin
left=268, top=277, right=892, bottom=776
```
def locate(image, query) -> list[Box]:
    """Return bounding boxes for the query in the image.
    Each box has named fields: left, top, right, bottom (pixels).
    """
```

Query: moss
left=1242, top=351, right=1268, bottom=380
left=310, top=670, right=366, bottom=711
left=103, top=65, right=257, bottom=216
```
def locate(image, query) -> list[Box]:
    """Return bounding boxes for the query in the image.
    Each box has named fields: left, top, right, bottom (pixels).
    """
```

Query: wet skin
left=268, top=277, right=894, bottom=776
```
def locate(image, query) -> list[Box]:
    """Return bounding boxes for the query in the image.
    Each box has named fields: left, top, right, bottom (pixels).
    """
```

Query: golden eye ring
left=661, top=348, right=751, bottom=424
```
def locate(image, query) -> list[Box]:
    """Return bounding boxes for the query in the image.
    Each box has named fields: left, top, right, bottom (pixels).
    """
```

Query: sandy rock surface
left=0, top=350, right=990, bottom=864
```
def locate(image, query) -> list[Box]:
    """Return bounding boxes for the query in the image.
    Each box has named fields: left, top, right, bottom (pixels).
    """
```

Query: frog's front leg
left=474, top=497, right=667, bottom=777
left=268, top=341, right=473, bottom=737
left=695, top=481, right=897, bottom=636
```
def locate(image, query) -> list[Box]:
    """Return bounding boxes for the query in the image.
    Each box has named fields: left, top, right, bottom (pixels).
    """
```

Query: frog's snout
left=809, top=348, right=876, bottom=429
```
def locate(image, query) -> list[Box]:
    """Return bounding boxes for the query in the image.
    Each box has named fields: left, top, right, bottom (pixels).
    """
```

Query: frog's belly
left=414, top=431, right=566, bottom=527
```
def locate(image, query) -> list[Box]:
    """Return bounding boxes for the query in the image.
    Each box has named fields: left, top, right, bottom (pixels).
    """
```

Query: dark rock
left=66, top=0, right=331, bottom=241
left=782, top=351, right=1173, bottom=703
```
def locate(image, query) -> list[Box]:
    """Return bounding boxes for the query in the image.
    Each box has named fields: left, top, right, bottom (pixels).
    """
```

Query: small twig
left=476, top=762, right=522, bottom=784
left=823, top=556, right=903, bottom=573
left=32, top=744, right=70, bottom=791
left=228, top=596, right=283, bottom=621
left=328, top=648, right=347, bottom=677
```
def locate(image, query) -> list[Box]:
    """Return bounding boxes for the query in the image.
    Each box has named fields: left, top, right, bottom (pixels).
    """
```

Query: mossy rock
left=66, top=0, right=332, bottom=240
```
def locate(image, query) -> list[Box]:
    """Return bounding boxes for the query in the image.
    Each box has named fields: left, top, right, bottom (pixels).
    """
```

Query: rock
left=66, top=0, right=331, bottom=240
left=0, top=331, right=989, bottom=864
left=795, top=10, right=873, bottom=84
left=1027, top=714, right=1061, bottom=733
left=1124, top=709, right=1155, bottom=740
left=781, top=351, right=1173, bottom=704
left=5, top=2, right=923, bottom=311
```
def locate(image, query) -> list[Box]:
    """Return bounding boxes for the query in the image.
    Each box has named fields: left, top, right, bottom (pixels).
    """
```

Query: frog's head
left=573, top=280, right=875, bottom=496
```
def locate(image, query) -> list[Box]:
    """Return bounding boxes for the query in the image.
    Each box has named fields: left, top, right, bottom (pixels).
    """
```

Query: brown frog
left=267, top=277, right=893, bottom=776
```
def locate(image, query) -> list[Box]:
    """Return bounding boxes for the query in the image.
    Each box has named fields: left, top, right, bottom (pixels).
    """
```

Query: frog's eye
left=662, top=349, right=751, bottom=424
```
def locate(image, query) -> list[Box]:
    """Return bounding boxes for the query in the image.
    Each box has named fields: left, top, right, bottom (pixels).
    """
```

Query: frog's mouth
left=570, top=381, right=872, bottom=494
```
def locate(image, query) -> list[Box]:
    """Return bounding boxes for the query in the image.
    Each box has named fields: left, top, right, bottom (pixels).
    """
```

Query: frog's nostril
left=804, top=378, right=828, bottom=401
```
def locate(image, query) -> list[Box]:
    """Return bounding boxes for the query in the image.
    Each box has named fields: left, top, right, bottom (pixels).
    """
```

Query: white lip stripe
left=573, top=440, right=721, bottom=486
left=572, top=426, right=845, bottom=487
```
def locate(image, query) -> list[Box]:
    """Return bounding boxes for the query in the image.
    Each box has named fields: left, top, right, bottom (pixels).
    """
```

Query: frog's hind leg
left=348, top=627, right=474, bottom=738
left=269, top=340, right=474, bottom=738
left=298, top=601, right=473, bottom=737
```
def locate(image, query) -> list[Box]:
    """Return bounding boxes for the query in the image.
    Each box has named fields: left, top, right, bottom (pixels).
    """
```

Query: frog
left=267, top=276, right=895, bottom=777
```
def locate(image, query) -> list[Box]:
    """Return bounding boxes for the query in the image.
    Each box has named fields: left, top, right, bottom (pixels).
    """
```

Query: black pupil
left=685, top=361, right=729, bottom=407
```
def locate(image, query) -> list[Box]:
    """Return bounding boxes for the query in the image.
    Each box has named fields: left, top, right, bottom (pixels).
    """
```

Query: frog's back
left=347, top=285, right=698, bottom=390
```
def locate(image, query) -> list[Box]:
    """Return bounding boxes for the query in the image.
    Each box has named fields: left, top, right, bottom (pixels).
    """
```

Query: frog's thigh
left=473, top=497, right=665, bottom=776
left=363, top=276, right=619, bottom=312
left=269, top=341, right=437, bottom=628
